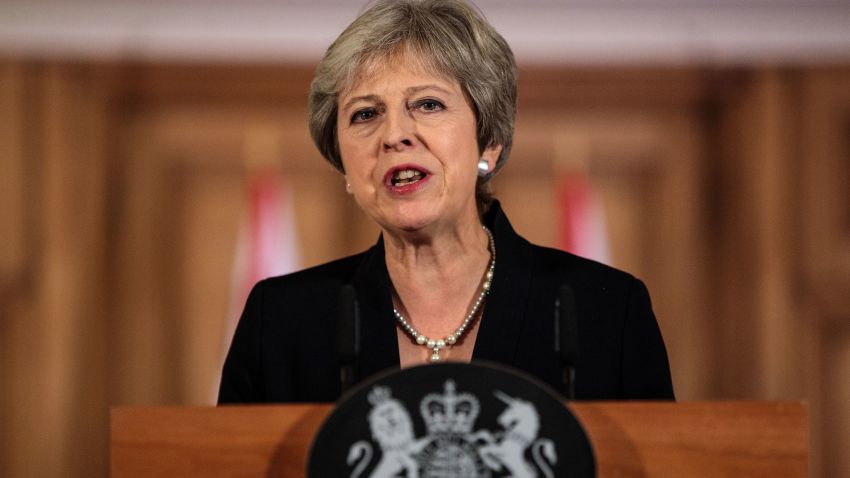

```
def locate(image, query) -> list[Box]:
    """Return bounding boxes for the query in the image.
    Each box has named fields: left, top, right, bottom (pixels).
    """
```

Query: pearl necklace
left=393, top=226, right=496, bottom=362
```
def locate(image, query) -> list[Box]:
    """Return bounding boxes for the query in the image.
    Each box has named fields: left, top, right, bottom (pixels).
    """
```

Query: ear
left=479, top=144, right=503, bottom=173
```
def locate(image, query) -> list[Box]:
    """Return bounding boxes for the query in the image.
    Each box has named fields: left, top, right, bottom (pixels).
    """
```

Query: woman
left=219, top=0, right=674, bottom=403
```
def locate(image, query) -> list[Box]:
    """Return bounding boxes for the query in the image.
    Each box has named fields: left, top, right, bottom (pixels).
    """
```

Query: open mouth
left=385, top=165, right=430, bottom=190
left=392, top=169, right=426, bottom=186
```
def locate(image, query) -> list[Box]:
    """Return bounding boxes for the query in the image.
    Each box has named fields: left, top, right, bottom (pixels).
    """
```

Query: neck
left=385, top=219, right=489, bottom=285
left=383, top=219, right=492, bottom=339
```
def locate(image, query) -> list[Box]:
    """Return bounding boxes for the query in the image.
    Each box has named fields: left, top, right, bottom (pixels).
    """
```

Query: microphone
left=336, top=284, right=360, bottom=394
left=554, top=284, right=579, bottom=400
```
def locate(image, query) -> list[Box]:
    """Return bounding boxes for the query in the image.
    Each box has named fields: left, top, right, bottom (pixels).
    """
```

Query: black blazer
left=219, top=202, right=674, bottom=403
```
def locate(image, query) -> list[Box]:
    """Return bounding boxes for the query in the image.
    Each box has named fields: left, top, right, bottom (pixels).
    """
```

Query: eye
left=413, top=98, right=445, bottom=112
left=351, top=108, right=377, bottom=124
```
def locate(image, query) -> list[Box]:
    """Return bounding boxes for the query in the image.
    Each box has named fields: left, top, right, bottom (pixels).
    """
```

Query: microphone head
left=336, top=284, right=359, bottom=364
left=556, top=284, right=579, bottom=366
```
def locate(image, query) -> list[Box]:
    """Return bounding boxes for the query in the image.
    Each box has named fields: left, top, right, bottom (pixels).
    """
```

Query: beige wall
left=1, top=62, right=848, bottom=477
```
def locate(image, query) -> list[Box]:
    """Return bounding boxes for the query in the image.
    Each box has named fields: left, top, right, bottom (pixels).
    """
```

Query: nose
left=382, top=107, right=416, bottom=152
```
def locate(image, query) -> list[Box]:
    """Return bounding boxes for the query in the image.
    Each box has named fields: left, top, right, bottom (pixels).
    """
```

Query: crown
left=419, top=380, right=480, bottom=435
left=368, top=386, right=393, bottom=406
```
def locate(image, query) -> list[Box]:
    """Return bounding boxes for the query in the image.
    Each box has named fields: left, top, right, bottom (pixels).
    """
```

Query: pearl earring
left=477, top=158, right=489, bottom=177
left=345, top=182, right=352, bottom=193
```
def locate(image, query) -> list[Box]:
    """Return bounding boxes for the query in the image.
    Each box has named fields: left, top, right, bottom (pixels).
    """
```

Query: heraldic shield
left=308, top=362, right=595, bottom=478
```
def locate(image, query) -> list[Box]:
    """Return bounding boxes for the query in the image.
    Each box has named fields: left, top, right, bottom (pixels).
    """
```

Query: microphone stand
left=337, top=285, right=360, bottom=394
left=555, top=284, right=579, bottom=400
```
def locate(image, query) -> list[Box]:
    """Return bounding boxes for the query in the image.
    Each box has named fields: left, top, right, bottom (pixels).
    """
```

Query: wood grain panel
left=800, top=67, right=850, bottom=478
left=574, top=401, right=808, bottom=478
left=801, top=70, right=850, bottom=318
left=112, top=402, right=808, bottom=478
left=112, top=405, right=332, bottom=478
left=0, top=63, right=27, bottom=290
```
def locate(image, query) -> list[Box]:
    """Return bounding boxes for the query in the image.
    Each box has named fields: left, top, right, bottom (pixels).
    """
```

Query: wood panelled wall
left=1, top=61, right=848, bottom=477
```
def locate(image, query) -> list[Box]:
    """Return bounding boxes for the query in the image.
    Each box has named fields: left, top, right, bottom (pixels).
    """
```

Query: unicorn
left=474, top=391, right=558, bottom=478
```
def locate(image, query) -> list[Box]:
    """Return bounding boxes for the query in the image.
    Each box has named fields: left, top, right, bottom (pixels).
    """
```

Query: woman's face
left=336, top=56, right=501, bottom=235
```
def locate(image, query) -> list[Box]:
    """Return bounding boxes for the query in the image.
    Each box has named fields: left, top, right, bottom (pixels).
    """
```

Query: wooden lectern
left=111, top=401, right=807, bottom=477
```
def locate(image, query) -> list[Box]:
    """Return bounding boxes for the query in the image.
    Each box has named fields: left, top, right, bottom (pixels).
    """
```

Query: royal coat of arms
left=346, top=380, right=558, bottom=478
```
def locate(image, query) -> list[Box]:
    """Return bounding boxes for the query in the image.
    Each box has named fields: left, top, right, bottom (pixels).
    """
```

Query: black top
left=218, top=201, right=674, bottom=403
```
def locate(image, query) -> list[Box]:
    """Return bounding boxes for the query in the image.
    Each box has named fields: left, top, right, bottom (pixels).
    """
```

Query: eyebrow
left=405, top=84, right=452, bottom=96
left=341, top=94, right=381, bottom=112
left=340, top=84, right=453, bottom=112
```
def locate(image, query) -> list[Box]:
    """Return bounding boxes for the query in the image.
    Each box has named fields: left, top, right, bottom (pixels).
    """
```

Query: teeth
left=394, top=169, right=418, bottom=180
left=391, top=169, right=425, bottom=186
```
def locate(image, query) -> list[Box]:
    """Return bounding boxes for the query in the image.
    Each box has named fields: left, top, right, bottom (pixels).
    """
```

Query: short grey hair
left=308, top=0, right=517, bottom=213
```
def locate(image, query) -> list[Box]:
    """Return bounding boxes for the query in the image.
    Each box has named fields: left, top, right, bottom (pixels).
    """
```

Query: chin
left=389, top=213, right=438, bottom=233
left=382, top=201, right=443, bottom=233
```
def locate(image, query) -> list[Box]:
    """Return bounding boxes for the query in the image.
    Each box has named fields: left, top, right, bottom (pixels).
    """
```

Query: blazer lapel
left=351, top=235, right=401, bottom=380
left=472, top=202, right=534, bottom=366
